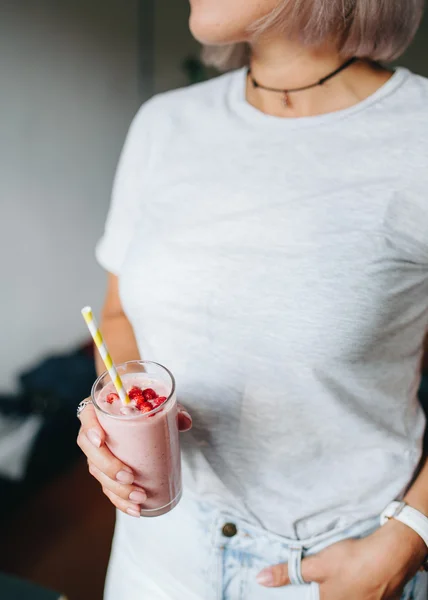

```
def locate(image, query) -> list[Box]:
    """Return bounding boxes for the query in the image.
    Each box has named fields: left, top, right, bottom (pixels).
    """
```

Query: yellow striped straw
left=81, top=306, right=130, bottom=405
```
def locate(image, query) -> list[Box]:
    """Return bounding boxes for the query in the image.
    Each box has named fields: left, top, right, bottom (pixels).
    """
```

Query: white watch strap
left=380, top=501, right=428, bottom=549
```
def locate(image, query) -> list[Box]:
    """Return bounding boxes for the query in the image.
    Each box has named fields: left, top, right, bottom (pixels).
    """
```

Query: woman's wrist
left=403, top=492, right=428, bottom=521
left=379, top=516, right=428, bottom=569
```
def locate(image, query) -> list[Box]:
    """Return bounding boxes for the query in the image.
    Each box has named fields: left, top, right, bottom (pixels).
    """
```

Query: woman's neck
left=247, top=38, right=393, bottom=118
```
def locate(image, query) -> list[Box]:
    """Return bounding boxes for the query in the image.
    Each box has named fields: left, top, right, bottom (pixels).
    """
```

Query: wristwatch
left=381, top=501, right=428, bottom=571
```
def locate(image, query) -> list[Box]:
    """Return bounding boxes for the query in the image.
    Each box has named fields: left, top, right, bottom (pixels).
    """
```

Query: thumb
left=78, top=399, right=106, bottom=448
left=256, top=554, right=323, bottom=588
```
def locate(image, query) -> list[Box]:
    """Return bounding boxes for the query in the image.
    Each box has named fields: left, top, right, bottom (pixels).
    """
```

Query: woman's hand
left=257, top=518, right=427, bottom=599
left=77, top=400, right=192, bottom=518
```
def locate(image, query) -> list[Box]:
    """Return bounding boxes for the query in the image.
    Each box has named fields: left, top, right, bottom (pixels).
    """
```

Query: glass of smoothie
left=91, top=360, right=182, bottom=517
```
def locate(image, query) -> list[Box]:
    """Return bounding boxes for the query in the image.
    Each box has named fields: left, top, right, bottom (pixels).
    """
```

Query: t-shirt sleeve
left=96, top=103, right=154, bottom=275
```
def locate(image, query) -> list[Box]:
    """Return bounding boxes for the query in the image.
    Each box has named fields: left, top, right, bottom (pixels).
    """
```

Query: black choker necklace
left=248, top=57, right=357, bottom=107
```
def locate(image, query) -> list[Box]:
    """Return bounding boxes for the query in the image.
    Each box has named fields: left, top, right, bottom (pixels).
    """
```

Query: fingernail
left=126, top=508, right=141, bottom=518
left=116, top=470, right=134, bottom=484
left=256, top=569, right=274, bottom=586
left=129, top=491, right=147, bottom=503
left=87, top=429, right=101, bottom=448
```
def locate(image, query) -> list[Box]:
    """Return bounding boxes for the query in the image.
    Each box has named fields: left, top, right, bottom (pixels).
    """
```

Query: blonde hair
left=202, top=0, right=425, bottom=71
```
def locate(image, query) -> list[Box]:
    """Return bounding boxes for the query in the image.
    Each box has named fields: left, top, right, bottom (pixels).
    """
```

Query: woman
left=77, top=0, right=428, bottom=598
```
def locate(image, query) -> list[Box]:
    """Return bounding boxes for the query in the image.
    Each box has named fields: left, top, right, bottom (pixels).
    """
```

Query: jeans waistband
left=211, top=507, right=380, bottom=553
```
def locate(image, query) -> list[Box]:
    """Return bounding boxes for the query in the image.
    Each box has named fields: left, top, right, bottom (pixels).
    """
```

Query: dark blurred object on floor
left=0, top=344, right=113, bottom=600
left=0, top=341, right=95, bottom=418
left=0, top=342, right=96, bottom=518
left=0, top=458, right=115, bottom=600
left=0, top=571, right=65, bottom=599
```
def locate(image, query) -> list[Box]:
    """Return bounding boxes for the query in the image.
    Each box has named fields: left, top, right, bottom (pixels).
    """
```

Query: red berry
left=151, top=396, right=167, bottom=408
left=128, top=386, right=145, bottom=402
left=106, top=393, right=119, bottom=404
left=137, top=401, right=153, bottom=414
left=134, top=396, right=145, bottom=408
left=143, top=388, right=158, bottom=400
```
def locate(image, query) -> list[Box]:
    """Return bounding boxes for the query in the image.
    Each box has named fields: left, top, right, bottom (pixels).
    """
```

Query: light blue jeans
left=105, top=491, right=428, bottom=600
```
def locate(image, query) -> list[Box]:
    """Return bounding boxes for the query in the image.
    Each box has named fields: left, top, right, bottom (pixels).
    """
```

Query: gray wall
left=0, top=0, right=142, bottom=390
left=154, top=0, right=199, bottom=92
left=401, top=11, right=428, bottom=76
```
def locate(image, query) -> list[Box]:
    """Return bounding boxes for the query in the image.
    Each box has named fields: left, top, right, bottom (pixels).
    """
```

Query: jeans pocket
left=244, top=580, right=319, bottom=600
left=220, top=547, right=318, bottom=600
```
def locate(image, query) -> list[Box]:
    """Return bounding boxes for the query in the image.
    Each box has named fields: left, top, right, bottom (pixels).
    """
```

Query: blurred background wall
left=0, top=0, right=197, bottom=393
left=0, top=0, right=426, bottom=394
left=1, top=0, right=140, bottom=392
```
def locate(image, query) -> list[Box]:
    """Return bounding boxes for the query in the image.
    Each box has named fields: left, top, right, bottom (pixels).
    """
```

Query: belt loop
left=288, top=544, right=306, bottom=586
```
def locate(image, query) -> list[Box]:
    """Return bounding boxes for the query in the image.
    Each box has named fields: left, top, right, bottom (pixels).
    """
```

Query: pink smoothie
left=94, top=374, right=182, bottom=516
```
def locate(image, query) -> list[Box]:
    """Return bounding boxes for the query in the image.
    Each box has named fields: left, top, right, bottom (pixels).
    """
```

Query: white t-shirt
left=97, top=67, right=428, bottom=539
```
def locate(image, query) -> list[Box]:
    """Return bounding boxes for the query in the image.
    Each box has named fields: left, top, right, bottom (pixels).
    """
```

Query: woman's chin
left=189, top=14, right=244, bottom=46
